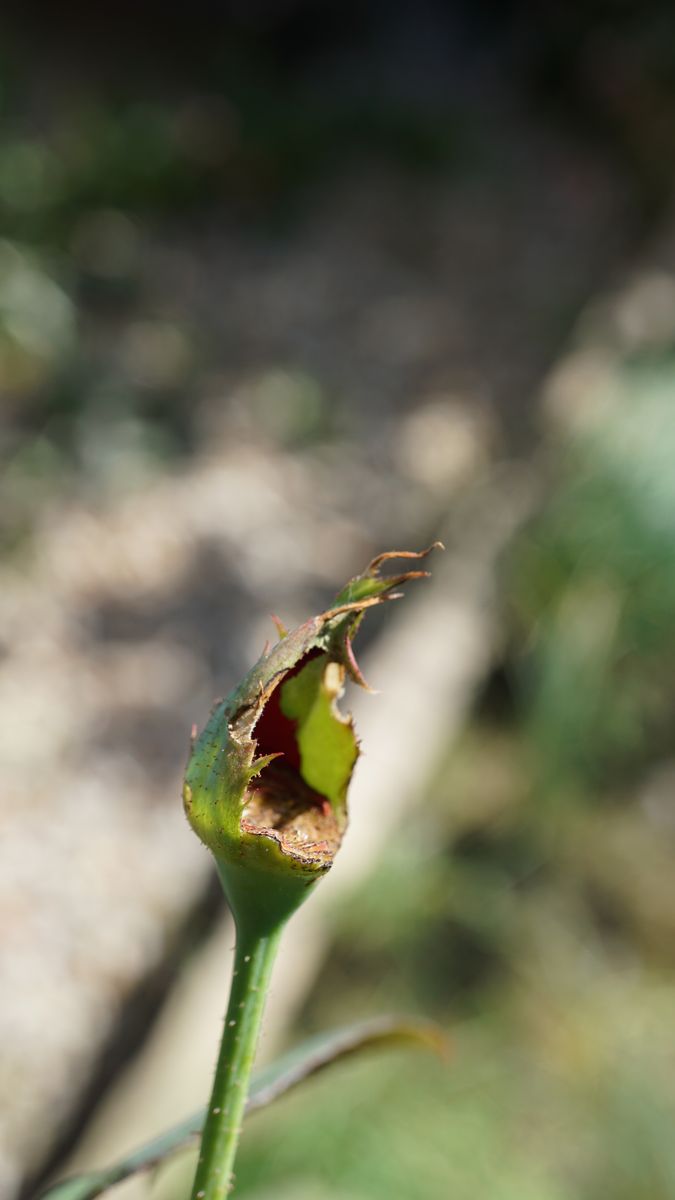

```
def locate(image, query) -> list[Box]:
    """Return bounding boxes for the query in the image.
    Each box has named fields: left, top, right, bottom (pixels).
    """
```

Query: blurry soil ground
left=2, top=5, right=675, bottom=1198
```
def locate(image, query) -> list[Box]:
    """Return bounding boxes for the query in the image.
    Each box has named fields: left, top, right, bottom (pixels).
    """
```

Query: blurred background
left=3, top=2, right=675, bottom=1198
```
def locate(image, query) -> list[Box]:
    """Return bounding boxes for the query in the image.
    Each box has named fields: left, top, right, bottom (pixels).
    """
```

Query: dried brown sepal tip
left=183, top=544, right=441, bottom=931
left=329, top=541, right=444, bottom=691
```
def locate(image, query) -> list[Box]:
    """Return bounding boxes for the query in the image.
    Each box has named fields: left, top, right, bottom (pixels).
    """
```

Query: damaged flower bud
left=183, top=546, right=441, bottom=933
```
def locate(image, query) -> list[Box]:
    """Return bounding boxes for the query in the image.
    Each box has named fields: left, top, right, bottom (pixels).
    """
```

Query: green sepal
left=279, top=656, right=358, bottom=816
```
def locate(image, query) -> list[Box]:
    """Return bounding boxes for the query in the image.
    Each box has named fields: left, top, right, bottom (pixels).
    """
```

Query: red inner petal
left=244, top=648, right=341, bottom=862
left=253, top=648, right=322, bottom=769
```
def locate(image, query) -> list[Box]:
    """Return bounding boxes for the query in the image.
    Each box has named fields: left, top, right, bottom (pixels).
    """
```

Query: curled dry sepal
left=184, top=545, right=442, bottom=933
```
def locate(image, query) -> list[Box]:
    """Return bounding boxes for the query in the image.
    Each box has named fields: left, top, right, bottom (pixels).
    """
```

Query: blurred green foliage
left=510, top=369, right=675, bottom=792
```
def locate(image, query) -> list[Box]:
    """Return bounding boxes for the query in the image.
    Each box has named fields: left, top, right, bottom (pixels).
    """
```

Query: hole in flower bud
left=242, top=649, right=356, bottom=869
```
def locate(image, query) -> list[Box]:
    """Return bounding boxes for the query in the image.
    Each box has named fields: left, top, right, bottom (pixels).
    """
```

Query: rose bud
left=183, top=545, right=441, bottom=935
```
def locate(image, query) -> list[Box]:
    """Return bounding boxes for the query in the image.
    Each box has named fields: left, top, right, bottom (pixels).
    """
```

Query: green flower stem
left=190, top=922, right=284, bottom=1200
